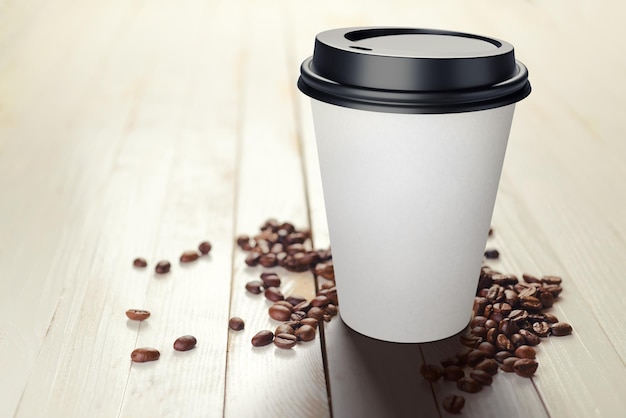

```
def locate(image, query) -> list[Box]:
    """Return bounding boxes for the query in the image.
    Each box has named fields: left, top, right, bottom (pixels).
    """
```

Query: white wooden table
left=1, top=0, right=625, bottom=416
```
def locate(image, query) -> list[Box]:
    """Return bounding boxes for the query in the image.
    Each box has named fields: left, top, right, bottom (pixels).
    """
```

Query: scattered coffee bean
left=155, top=260, right=171, bottom=274
left=125, top=309, right=151, bottom=321
left=198, top=241, right=212, bottom=255
left=286, top=295, right=307, bottom=306
left=484, top=249, right=500, bottom=259
left=245, top=280, right=264, bottom=294
left=500, top=356, right=520, bottom=372
left=494, top=351, right=513, bottom=363
left=133, top=258, right=148, bottom=268
left=474, top=358, right=499, bottom=375
left=306, top=306, right=324, bottom=321
left=457, top=377, right=482, bottom=393
left=260, top=272, right=281, bottom=288
left=180, top=251, right=200, bottom=263
left=131, top=347, right=160, bottom=363
left=466, top=350, right=486, bottom=367
left=513, top=358, right=538, bottom=377
left=269, top=304, right=292, bottom=321
left=275, top=324, right=295, bottom=335
left=173, top=335, right=197, bottom=351
left=300, top=318, right=319, bottom=329
left=532, top=321, right=551, bottom=337
left=229, top=317, right=245, bottom=331
left=274, top=333, right=298, bottom=349
left=514, top=345, right=537, bottom=359
left=470, top=369, right=493, bottom=385
left=295, top=325, right=316, bottom=342
left=519, top=329, right=541, bottom=346
left=419, top=364, right=443, bottom=382
left=442, top=394, right=465, bottom=414
left=252, top=330, right=274, bottom=347
left=264, top=287, right=284, bottom=302
left=551, top=322, right=573, bottom=336
left=443, top=365, right=465, bottom=381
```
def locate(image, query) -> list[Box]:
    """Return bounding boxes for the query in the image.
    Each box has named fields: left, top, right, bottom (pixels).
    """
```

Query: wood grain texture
left=1, top=0, right=626, bottom=417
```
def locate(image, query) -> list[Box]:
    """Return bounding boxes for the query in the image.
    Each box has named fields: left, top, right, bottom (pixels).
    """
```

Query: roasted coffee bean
left=522, top=273, right=541, bottom=284
left=471, top=326, right=487, bottom=339
left=473, top=297, right=489, bottom=317
left=198, top=241, right=212, bottom=255
left=466, top=350, right=486, bottom=367
left=477, top=341, right=496, bottom=358
left=440, top=356, right=460, bottom=368
left=457, top=377, right=482, bottom=393
left=541, top=275, right=562, bottom=285
left=544, top=285, right=563, bottom=298
left=513, top=358, right=538, bottom=377
left=252, top=330, right=274, bottom=347
left=442, top=394, right=465, bottom=414
left=510, top=333, right=525, bottom=348
left=244, top=252, right=260, bottom=266
left=474, top=358, right=499, bottom=375
left=539, top=291, right=555, bottom=308
left=324, top=288, right=339, bottom=305
left=273, top=300, right=294, bottom=310
left=454, top=347, right=472, bottom=365
left=155, top=260, right=171, bottom=274
left=300, top=318, right=319, bottom=329
left=496, top=334, right=514, bottom=352
left=180, top=251, right=200, bottom=263
left=419, top=364, right=443, bottom=382
left=286, top=295, right=307, bottom=306
left=443, top=365, right=465, bottom=381
left=274, top=333, right=298, bottom=349
left=236, top=235, right=252, bottom=250
left=315, top=262, right=335, bottom=280
left=173, top=335, right=197, bottom=351
left=126, top=309, right=151, bottom=321
left=544, top=313, right=559, bottom=324
left=551, top=322, right=573, bottom=336
left=310, top=295, right=330, bottom=308
left=133, top=258, right=148, bottom=268
left=260, top=272, right=281, bottom=288
left=514, top=345, right=537, bottom=359
left=460, top=334, right=482, bottom=348
left=275, top=324, right=295, bottom=335
left=229, top=317, right=245, bottom=331
left=501, top=356, right=520, bottom=372
left=498, top=319, right=519, bottom=337
left=470, top=315, right=488, bottom=328
left=495, top=351, right=514, bottom=363
left=532, top=321, right=551, bottom=337
left=293, top=301, right=311, bottom=312
left=492, top=302, right=512, bottom=316
left=295, top=325, right=316, bottom=342
left=325, top=304, right=338, bottom=317
left=518, top=286, right=538, bottom=299
left=131, top=347, right=160, bottom=363
left=306, top=307, right=324, bottom=321
left=520, top=296, right=542, bottom=312
left=519, top=329, right=541, bottom=346
left=290, top=311, right=307, bottom=321
left=504, top=289, right=519, bottom=307
left=484, top=319, right=498, bottom=330
left=264, top=287, right=284, bottom=302
left=269, top=304, right=292, bottom=321
left=484, top=249, right=500, bottom=259
left=470, top=369, right=493, bottom=385
left=245, top=280, right=264, bottom=294
left=486, top=328, right=497, bottom=345
left=509, top=309, right=529, bottom=324
left=259, top=253, right=277, bottom=268
left=489, top=311, right=505, bottom=324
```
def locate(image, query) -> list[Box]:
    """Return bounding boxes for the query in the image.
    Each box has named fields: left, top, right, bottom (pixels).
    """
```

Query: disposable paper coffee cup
left=298, top=27, right=530, bottom=343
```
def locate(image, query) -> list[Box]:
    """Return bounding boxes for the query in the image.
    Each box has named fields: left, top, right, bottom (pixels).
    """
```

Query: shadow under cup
left=298, top=27, right=530, bottom=343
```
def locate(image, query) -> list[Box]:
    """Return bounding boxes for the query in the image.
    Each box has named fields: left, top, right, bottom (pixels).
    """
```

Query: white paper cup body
left=311, top=99, right=516, bottom=343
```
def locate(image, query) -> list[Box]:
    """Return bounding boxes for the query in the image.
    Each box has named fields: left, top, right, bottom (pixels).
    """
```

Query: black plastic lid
left=298, top=27, right=531, bottom=114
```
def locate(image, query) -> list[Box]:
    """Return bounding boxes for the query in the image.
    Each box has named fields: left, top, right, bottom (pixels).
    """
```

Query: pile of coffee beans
left=236, top=219, right=334, bottom=279
left=235, top=219, right=337, bottom=350
left=420, top=230, right=573, bottom=413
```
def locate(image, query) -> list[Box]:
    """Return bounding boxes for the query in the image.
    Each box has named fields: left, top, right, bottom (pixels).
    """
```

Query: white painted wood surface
left=1, top=0, right=625, bottom=417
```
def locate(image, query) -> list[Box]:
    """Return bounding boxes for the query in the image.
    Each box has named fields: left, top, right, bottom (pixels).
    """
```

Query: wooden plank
left=7, top=0, right=242, bottom=416
left=221, top=1, right=330, bottom=417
